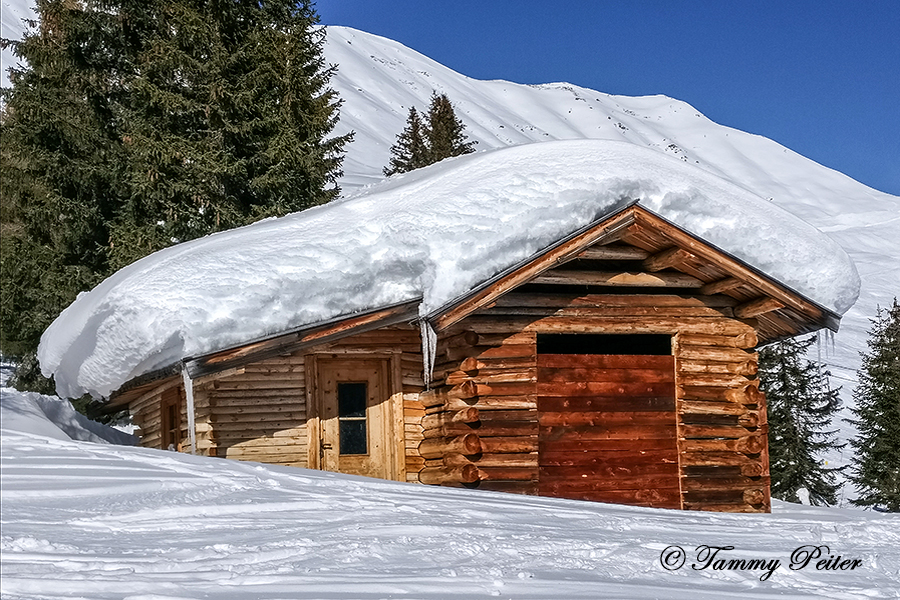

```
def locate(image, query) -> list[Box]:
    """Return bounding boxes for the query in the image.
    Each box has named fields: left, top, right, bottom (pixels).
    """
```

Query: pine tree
left=383, top=107, right=428, bottom=176
left=1, top=0, right=350, bottom=392
left=383, top=92, right=475, bottom=176
left=424, top=92, right=476, bottom=163
left=848, top=299, right=900, bottom=511
left=758, top=335, right=843, bottom=505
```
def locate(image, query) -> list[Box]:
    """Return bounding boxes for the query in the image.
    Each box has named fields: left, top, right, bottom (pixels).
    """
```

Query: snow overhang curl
left=38, top=140, right=859, bottom=399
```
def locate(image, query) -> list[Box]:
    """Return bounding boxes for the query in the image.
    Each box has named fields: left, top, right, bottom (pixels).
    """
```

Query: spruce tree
left=383, top=107, right=428, bottom=176
left=848, top=299, right=900, bottom=511
left=424, top=92, right=476, bottom=163
left=383, top=92, right=474, bottom=176
left=758, top=335, right=843, bottom=505
left=1, top=0, right=350, bottom=392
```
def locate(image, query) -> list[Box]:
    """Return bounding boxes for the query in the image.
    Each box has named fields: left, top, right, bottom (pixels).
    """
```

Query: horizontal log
left=443, top=452, right=538, bottom=468
left=210, top=389, right=305, bottom=399
left=540, top=437, right=677, bottom=452
left=678, top=373, right=753, bottom=388
left=419, top=464, right=480, bottom=485
left=479, top=436, right=539, bottom=454
left=444, top=370, right=535, bottom=386
left=465, top=316, right=755, bottom=336
left=680, top=435, right=765, bottom=454
left=446, top=395, right=537, bottom=411
left=681, top=424, right=758, bottom=439
left=540, top=462, right=678, bottom=479
left=533, top=270, right=704, bottom=288
left=735, top=297, right=784, bottom=319
left=418, top=433, right=482, bottom=459
left=481, top=305, right=735, bottom=318
left=440, top=330, right=480, bottom=350
left=495, top=292, right=738, bottom=309
left=643, top=247, right=695, bottom=272
left=682, top=502, right=766, bottom=513
left=474, top=466, right=537, bottom=481
left=463, top=331, right=534, bottom=346
left=680, top=451, right=761, bottom=467
left=679, top=385, right=760, bottom=403
left=425, top=420, right=538, bottom=439
left=680, top=475, right=769, bottom=492
left=680, top=400, right=748, bottom=416
left=678, top=345, right=755, bottom=362
left=677, top=331, right=758, bottom=349
left=678, top=360, right=757, bottom=376
left=213, top=380, right=304, bottom=391
left=441, top=342, right=535, bottom=364
left=576, top=245, right=650, bottom=261
left=699, top=277, right=743, bottom=296
left=421, top=407, right=480, bottom=430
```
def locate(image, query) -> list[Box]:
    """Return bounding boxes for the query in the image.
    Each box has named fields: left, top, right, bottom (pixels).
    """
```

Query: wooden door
left=537, top=354, right=681, bottom=508
left=317, top=358, right=392, bottom=479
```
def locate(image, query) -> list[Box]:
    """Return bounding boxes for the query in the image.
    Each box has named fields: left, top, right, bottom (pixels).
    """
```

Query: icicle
left=420, top=320, right=437, bottom=390
left=181, top=363, right=197, bottom=455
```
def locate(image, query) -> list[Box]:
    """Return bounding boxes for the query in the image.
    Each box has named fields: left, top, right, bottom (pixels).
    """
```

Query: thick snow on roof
left=39, top=140, right=858, bottom=399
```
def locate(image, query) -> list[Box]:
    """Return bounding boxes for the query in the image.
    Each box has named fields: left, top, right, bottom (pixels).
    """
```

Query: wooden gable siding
left=425, top=287, right=770, bottom=512
left=131, top=378, right=187, bottom=451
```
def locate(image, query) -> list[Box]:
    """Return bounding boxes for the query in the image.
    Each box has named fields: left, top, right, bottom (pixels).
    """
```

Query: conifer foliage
left=383, top=92, right=475, bottom=176
left=758, top=335, right=843, bottom=505
left=848, top=299, right=900, bottom=511
left=1, top=0, right=350, bottom=391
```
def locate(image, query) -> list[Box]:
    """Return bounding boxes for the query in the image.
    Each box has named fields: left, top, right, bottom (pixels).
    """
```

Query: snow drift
left=0, top=387, right=136, bottom=445
left=39, top=140, right=858, bottom=399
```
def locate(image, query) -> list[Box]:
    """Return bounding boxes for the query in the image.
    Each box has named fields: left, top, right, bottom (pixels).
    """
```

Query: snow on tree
left=848, top=298, right=900, bottom=512
left=758, top=335, right=843, bottom=505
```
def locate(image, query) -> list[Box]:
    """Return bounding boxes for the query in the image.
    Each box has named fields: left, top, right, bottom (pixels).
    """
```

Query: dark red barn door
left=537, top=353, right=681, bottom=508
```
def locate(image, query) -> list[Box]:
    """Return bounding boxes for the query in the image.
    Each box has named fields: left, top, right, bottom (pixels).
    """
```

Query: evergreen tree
left=759, top=335, right=843, bottom=505
left=424, top=92, right=476, bottom=163
left=383, top=107, right=428, bottom=176
left=383, top=92, right=474, bottom=176
left=848, top=299, right=900, bottom=511
left=1, top=0, right=350, bottom=392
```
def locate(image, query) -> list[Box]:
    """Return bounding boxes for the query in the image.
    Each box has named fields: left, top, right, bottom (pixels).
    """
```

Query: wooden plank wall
left=131, top=379, right=186, bottom=451
left=125, top=326, right=427, bottom=477
left=424, top=292, right=770, bottom=512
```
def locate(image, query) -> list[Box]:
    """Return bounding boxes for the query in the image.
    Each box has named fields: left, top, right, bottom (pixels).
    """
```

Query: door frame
left=305, top=352, right=406, bottom=481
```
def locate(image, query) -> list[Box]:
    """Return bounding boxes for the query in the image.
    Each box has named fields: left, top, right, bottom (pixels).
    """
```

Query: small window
left=338, top=382, right=368, bottom=455
left=537, top=333, right=672, bottom=355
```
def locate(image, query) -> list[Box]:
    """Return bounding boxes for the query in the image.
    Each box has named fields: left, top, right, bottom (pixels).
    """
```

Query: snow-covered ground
left=2, top=387, right=899, bottom=600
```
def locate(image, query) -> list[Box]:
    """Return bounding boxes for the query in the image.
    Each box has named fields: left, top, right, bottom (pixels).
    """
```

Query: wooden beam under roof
left=642, top=247, right=695, bottom=272
left=532, top=270, right=704, bottom=288
left=575, top=245, right=650, bottom=261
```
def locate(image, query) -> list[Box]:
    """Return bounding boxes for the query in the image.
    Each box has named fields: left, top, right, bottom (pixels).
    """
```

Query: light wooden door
left=317, top=359, right=391, bottom=479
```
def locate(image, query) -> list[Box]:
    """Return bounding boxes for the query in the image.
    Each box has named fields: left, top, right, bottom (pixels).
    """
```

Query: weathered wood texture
left=130, top=326, right=425, bottom=475
left=538, top=354, right=680, bottom=508
left=425, top=286, right=769, bottom=512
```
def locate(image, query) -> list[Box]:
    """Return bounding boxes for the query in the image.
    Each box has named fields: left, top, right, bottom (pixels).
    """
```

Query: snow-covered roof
left=38, top=140, right=859, bottom=399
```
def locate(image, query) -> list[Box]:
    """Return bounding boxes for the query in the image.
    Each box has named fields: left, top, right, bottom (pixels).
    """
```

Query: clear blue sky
left=317, top=1, right=899, bottom=196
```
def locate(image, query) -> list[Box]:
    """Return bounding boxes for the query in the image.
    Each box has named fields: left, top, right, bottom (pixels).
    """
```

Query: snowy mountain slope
left=2, top=387, right=898, bottom=599
left=323, top=26, right=900, bottom=460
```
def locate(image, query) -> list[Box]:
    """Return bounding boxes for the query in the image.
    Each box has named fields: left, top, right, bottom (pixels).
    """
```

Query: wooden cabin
left=107, top=203, right=841, bottom=513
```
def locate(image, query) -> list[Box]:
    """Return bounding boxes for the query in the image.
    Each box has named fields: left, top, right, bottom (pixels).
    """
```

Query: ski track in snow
left=2, top=423, right=899, bottom=600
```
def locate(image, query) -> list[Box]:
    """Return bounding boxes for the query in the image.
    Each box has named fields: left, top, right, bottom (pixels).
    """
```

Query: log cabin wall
left=427, top=291, right=770, bottom=512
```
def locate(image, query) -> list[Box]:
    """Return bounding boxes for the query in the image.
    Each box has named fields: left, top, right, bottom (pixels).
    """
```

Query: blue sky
left=317, top=1, right=899, bottom=196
